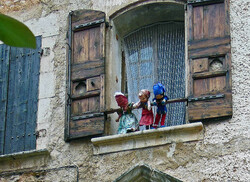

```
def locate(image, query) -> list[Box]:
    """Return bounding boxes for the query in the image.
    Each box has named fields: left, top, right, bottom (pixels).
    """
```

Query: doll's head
left=138, top=89, right=150, bottom=103
left=153, top=83, right=165, bottom=99
left=114, top=92, right=128, bottom=111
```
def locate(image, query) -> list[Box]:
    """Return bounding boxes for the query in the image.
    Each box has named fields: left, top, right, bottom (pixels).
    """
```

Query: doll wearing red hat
left=115, top=92, right=139, bottom=134
left=133, top=89, right=154, bottom=130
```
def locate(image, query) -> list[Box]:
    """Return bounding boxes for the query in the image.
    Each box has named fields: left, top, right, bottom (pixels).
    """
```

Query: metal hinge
left=72, top=112, right=104, bottom=121
left=73, top=19, right=105, bottom=31
left=188, top=0, right=224, bottom=6
left=188, top=94, right=225, bottom=102
left=67, top=93, right=71, bottom=106
left=38, top=48, right=43, bottom=56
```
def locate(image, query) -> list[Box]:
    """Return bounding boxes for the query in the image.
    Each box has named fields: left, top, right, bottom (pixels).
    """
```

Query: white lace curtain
left=124, top=22, right=186, bottom=126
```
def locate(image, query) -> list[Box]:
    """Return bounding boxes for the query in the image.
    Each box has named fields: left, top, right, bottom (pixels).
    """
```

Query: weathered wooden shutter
left=65, top=10, right=106, bottom=140
left=0, top=37, right=41, bottom=154
left=187, top=0, right=232, bottom=121
left=0, top=44, right=10, bottom=155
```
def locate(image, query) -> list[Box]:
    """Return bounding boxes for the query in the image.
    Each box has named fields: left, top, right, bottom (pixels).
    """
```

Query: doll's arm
left=161, top=96, right=169, bottom=105
left=152, top=98, right=157, bottom=106
left=147, top=100, right=152, bottom=110
left=133, top=101, right=141, bottom=109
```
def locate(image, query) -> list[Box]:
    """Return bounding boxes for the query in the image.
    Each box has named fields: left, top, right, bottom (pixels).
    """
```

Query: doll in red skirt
left=133, top=89, right=154, bottom=130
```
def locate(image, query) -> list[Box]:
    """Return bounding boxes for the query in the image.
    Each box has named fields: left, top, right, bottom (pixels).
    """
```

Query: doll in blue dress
left=114, top=92, right=139, bottom=134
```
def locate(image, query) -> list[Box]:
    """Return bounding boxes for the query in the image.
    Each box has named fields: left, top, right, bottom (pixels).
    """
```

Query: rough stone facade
left=0, top=0, right=249, bottom=182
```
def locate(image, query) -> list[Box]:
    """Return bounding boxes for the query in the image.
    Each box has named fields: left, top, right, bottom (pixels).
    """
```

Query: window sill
left=91, top=122, right=204, bottom=155
left=0, top=149, right=49, bottom=162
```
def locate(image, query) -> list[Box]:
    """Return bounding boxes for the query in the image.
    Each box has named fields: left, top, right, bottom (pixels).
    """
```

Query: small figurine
left=133, top=89, right=154, bottom=130
left=152, top=83, right=169, bottom=128
left=114, top=92, right=139, bottom=134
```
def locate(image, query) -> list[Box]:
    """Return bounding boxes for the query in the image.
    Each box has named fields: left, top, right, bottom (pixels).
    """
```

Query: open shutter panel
left=187, top=0, right=232, bottom=121
left=0, top=45, right=10, bottom=154
left=66, top=9, right=106, bottom=140
left=4, top=37, right=41, bottom=154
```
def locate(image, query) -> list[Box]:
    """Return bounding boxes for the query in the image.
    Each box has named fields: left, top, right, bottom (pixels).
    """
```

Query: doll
left=114, top=92, right=139, bottom=134
left=133, top=89, right=154, bottom=130
left=152, top=83, right=169, bottom=128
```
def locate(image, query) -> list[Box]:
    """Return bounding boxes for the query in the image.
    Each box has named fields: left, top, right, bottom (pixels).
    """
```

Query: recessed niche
left=209, top=57, right=224, bottom=71
left=74, top=81, right=86, bottom=95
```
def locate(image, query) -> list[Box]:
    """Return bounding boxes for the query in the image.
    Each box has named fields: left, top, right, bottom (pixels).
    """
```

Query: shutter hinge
left=73, top=19, right=105, bottom=31
left=188, top=0, right=224, bottom=6
left=38, top=48, right=43, bottom=56
left=188, top=94, right=225, bottom=102
left=105, top=21, right=110, bottom=28
left=67, top=93, right=71, bottom=106
left=72, top=112, right=104, bottom=121
left=66, top=42, right=72, bottom=51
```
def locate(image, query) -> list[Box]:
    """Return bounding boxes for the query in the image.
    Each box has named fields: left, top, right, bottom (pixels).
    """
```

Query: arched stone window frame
left=66, top=0, right=231, bottom=143
left=107, top=0, right=188, bottom=134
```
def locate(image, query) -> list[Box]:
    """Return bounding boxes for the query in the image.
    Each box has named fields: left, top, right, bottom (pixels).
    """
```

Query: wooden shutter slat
left=69, top=116, right=104, bottom=139
left=188, top=93, right=232, bottom=121
left=0, top=44, right=10, bottom=155
left=66, top=9, right=106, bottom=140
left=71, top=10, right=105, bottom=27
left=189, top=44, right=230, bottom=59
left=192, top=70, right=227, bottom=79
left=71, top=90, right=100, bottom=100
left=188, top=0, right=224, bottom=6
left=71, top=65, right=104, bottom=81
left=187, top=0, right=232, bottom=121
left=72, top=60, right=105, bottom=69
left=188, top=36, right=230, bottom=50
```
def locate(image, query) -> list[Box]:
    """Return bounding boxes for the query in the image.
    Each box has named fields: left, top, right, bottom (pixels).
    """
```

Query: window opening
left=123, top=22, right=185, bottom=126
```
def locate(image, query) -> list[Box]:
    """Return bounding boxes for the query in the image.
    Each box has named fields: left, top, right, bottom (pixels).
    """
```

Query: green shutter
left=1, top=36, right=41, bottom=154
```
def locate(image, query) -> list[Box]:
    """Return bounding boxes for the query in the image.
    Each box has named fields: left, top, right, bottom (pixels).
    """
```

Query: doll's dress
left=117, top=111, right=139, bottom=134
left=139, top=103, right=154, bottom=126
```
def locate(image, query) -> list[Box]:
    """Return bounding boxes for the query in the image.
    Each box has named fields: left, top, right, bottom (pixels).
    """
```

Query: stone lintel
left=91, top=122, right=204, bottom=155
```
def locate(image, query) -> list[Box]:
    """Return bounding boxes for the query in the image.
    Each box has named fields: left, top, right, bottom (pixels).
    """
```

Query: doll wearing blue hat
left=152, top=82, right=169, bottom=128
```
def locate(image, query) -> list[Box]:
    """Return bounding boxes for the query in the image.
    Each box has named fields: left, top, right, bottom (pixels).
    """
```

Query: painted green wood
left=0, top=44, right=10, bottom=155
left=4, top=36, right=41, bottom=154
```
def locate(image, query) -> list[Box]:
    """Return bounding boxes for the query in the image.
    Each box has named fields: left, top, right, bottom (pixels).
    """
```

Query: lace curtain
left=124, top=22, right=186, bottom=126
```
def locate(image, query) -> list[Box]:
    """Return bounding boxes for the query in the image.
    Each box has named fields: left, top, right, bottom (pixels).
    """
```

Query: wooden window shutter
left=65, top=9, right=106, bottom=140
left=0, top=37, right=41, bottom=154
left=187, top=0, right=232, bottom=121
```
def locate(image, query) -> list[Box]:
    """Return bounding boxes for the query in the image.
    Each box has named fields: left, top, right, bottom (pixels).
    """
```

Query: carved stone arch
left=109, top=0, right=186, bottom=37
left=114, top=164, right=182, bottom=182
left=109, top=0, right=186, bottom=19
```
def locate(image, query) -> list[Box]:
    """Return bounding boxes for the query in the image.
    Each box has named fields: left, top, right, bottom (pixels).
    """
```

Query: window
left=66, top=0, right=232, bottom=140
left=123, top=22, right=186, bottom=126
left=0, top=36, right=41, bottom=155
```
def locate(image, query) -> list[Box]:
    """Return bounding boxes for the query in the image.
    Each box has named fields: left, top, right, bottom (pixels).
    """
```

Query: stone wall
left=0, top=0, right=249, bottom=181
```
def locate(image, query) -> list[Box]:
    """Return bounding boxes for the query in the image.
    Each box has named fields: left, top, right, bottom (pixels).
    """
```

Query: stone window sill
left=91, top=122, right=204, bottom=155
left=0, top=149, right=49, bottom=162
